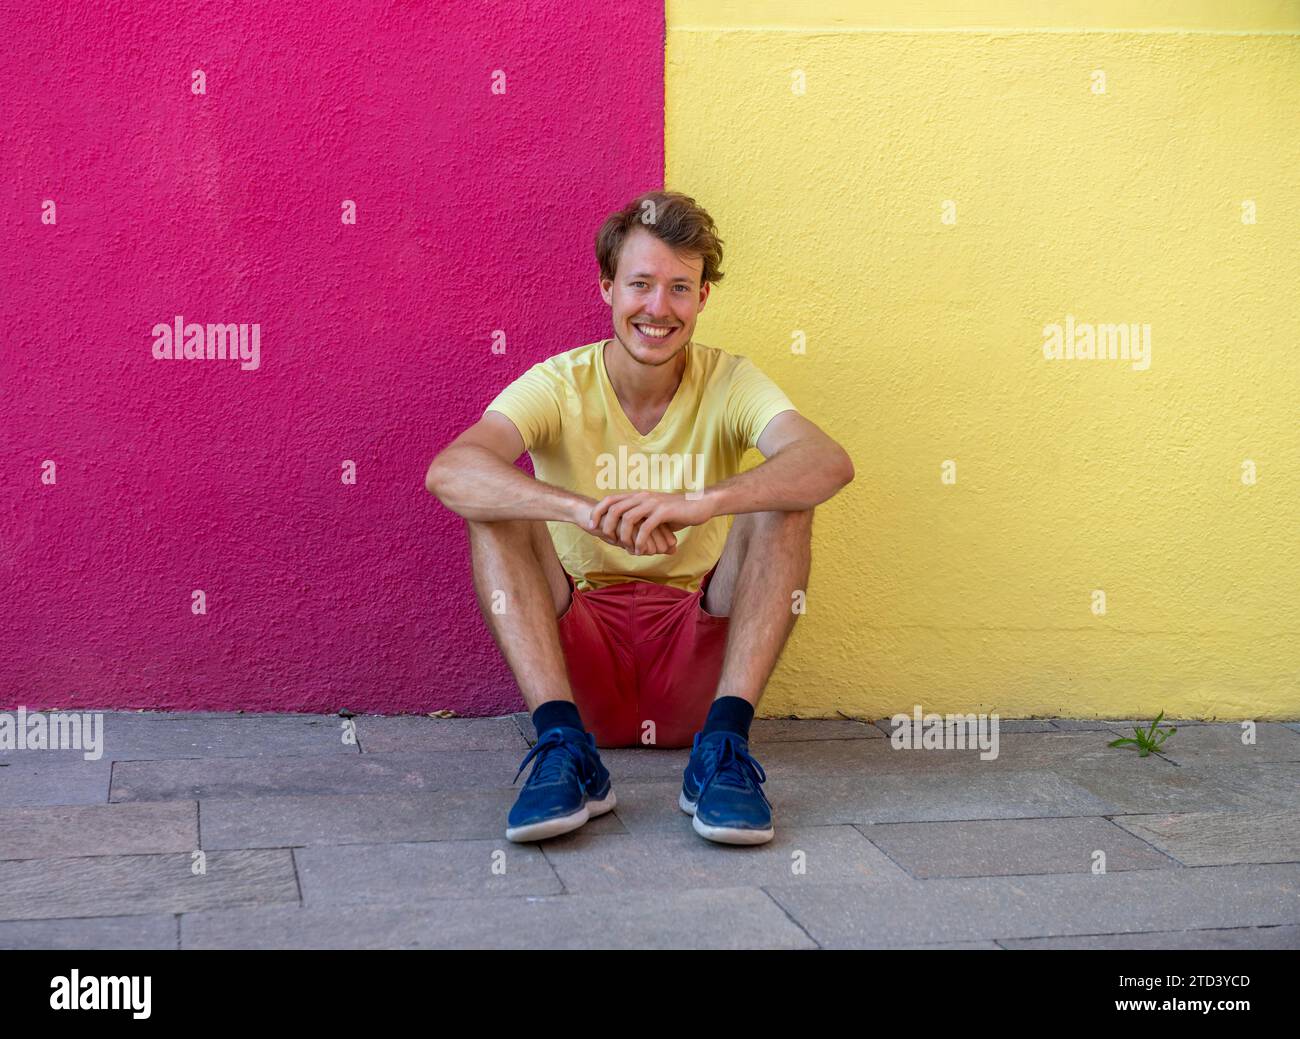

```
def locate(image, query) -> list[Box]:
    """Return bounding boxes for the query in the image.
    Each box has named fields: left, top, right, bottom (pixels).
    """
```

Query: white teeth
left=636, top=325, right=673, bottom=338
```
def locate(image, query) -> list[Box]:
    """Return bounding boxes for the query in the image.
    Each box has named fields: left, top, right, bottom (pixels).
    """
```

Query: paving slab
left=180, top=887, right=816, bottom=949
left=541, top=826, right=911, bottom=894
left=109, top=750, right=526, bottom=802
left=0, top=758, right=112, bottom=807
left=1000, top=924, right=1300, bottom=949
left=514, top=712, right=886, bottom=745
left=1109, top=809, right=1300, bottom=866
left=0, top=712, right=358, bottom=762
left=589, top=746, right=692, bottom=779
left=1050, top=760, right=1288, bottom=816
left=1050, top=719, right=1134, bottom=731
left=757, top=732, right=1172, bottom=778
left=764, top=863, right=1300, bottom=948
left=874, top=717, right=1058, bottom=735
left=0, top=802, right=198, bottom=860
left=199, top=790, right=625, bottom=848
left=884, top=940, right=1004, bottom=949
left=1193, top=762, right=1300, bottom=811
left=0, top=915, right=179, bottom=950
left=1102, top=718, right=1227, bottom=729
left=294, top=839, right=562, bottom=904
left=608, top=770, right=1118, bottom=832
left=1152, top=723, right=1300, bottom=766
left=354, top=715, right=528, bottom=753
left=512, top=712, right=536, bottom=744
left=0, top=849, right=299, bottom=921
left=750, top=719, right=884, bottom=742
left=856, top=817, right=1181, bottom=878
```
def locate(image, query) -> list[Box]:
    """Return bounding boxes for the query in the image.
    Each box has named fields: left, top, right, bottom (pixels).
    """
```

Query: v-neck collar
left=599, top=337, right=692, bottom=443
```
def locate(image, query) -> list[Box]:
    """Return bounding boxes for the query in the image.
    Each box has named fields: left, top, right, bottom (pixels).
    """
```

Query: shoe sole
left=506, top=789, right=617, bottom=843
left=678, top=789, right=774, bottom=845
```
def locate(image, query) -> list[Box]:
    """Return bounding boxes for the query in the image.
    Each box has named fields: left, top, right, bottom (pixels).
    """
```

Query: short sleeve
left=726, top=357, right=798, bottom=452
left=483, top=362, right=564, bottom=452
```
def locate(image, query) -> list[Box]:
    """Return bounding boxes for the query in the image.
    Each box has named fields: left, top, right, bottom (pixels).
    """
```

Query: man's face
left=600, top=226, right=710, bottom=368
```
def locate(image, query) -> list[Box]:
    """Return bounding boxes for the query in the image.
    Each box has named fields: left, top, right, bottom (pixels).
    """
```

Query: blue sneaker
left=506, top=725, right=615, bottom=842
left=679, top=730, right=774, bottom=845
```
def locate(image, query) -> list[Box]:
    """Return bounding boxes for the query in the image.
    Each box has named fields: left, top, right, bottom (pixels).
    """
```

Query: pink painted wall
left=0, top=1, right=664, bottom=714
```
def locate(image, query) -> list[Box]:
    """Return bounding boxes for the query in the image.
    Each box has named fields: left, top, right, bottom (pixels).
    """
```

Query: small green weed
left=1108, top=711, right=1177, bottom=757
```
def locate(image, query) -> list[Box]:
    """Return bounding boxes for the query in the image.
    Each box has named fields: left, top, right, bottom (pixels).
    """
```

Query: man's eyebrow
left=627, top=272, right=695, bottom=283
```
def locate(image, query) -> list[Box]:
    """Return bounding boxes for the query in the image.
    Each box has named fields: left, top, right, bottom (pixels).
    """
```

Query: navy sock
left=532, top=699, right=584, bottom=736
left=701, top=696, right=754, bottom=740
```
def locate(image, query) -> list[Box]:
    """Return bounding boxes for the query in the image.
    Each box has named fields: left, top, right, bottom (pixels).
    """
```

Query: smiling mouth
left=633, top=323, right=677, bottom=342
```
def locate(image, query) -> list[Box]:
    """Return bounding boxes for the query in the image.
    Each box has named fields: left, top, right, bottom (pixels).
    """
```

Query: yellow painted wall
left=666, top=1, right=1300, bottom=720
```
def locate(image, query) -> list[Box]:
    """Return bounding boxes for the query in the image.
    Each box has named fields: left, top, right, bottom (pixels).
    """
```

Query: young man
left=425, top=190, right=854, bottom=846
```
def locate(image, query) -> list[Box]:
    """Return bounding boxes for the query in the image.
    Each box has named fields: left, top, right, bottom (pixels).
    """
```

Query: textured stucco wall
left=5, top=1, right=1297, bottom=722
left=666, top=1, right=1300, bottom=719
left=1, top=0, right=664, bottom=714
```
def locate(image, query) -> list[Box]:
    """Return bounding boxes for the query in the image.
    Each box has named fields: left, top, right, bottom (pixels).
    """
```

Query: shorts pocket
left=556, top=571, right=579, bottom=625
left=696, top=592, right=729, bottom=624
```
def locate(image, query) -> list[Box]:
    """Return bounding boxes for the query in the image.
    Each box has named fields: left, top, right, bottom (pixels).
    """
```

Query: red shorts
left=557, top=565, right=730, bottom=749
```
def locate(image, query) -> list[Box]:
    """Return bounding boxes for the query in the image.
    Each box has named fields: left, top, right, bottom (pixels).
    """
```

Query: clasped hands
left=575, top=491, right=713, bottom=557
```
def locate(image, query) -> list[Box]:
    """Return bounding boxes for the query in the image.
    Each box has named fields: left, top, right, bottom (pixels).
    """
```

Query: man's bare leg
left=700, top=509, right=814, bottom=707
left=465, top=518, right=575, bottom=712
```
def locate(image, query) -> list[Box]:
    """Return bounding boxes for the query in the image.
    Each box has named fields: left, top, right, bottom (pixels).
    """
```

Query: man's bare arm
left=425, top=412, right=678, bottom=554
left=586, top=411, right=854, bottom=552
left=425, top=413, right=589, bottom=524
left=701, top=410, right=855, bottom=518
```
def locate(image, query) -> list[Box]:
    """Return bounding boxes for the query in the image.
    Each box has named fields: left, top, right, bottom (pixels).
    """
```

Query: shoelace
left=697, top=733, right=771, bottom=808
left=513, top=728, right=599, bottom=788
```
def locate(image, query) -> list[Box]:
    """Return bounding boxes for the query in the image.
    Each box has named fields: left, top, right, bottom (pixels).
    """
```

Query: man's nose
left=644, top=287, right=672, bottom=315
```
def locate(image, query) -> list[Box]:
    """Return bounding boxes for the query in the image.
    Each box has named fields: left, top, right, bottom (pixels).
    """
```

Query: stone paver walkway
left=1, top=712, right=1298, bottom=949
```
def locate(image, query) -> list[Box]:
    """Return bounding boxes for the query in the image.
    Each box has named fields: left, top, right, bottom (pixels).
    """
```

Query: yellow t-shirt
left=483, top=338, right=798, bottom=593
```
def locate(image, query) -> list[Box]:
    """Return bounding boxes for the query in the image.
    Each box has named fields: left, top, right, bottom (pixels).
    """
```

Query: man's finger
left=620, top=502, right=657, bottom=549
left=634, top=506, right=671, bottom=552
left=615, top=505, right=642, bottom=547
left=639, top=523, right=665, bottom=556
left=588, top=494, right=628, bottom=528
left=599, top=496, right=641, bottom=538
left=633, top=509, right=664, bottom=554
left=624, top=514, right=660, bottom=556
left=631, top=511, right=654, bottom=554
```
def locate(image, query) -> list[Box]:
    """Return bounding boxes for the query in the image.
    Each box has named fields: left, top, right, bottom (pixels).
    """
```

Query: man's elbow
left=829, top=444, right=854, bottom=490
left=425, top=454, right=451, bottom=498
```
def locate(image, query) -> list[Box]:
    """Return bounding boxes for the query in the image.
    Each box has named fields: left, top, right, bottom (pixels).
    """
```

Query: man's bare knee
left=761, top=507, right=813, bottom=524
left=465, top=517, right=559, bottom=556
left=465, top=518, right=568, bottom=616
left=733, top=507, right=814, bottom=538
left=465, top=516, right=535, bottom=540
